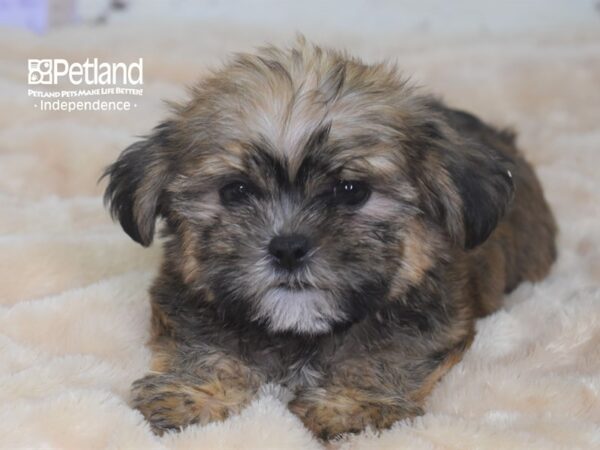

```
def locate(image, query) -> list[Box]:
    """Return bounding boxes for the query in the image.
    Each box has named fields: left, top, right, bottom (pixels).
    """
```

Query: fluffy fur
left=102, top=39, right=556, bottom=439
left=2, top=21, right=599, bottom=450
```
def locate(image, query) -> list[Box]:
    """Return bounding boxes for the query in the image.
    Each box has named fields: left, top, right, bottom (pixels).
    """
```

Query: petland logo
left=28, top=58, right=144, bottom=112
left=28, top=58, right=143, bottom=85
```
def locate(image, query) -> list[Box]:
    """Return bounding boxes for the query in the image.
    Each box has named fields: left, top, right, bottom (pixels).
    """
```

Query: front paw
left=289, top=386, right=421, bottom=440
left=131, top=373, right=255, bottom=434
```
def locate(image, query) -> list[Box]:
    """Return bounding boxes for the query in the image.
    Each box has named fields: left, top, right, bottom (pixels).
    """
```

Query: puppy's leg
left=131, top=341, right=265, bottom=434
left=289, top=337, right=469, bottom=440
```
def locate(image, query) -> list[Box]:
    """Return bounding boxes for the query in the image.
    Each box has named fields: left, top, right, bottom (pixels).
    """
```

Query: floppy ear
left=416, top=105, right=515, bottom=250
left=102, top=122, right=174, bottom=246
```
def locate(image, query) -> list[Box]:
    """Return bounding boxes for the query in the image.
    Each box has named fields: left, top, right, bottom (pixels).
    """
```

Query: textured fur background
left=1, top=16, right=600, bottom=449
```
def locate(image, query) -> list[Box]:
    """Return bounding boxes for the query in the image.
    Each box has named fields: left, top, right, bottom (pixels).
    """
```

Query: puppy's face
left=104, top=42, right=514, bottom=334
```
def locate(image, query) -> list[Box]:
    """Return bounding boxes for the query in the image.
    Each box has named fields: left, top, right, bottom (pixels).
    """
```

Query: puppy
left=103, top=39, right=556, bottom=439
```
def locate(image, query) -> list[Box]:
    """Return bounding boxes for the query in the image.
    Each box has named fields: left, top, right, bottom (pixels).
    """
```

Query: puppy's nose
left=268, top=234, right=311, bottom=271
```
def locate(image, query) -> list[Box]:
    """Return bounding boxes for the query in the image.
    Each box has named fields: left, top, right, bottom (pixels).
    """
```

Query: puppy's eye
left=219, top=181, right=257, bottom=206
left=332, top=180, right=371, bottom=206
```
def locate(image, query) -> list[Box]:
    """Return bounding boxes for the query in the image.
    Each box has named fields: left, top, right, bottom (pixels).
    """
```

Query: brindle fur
left=103, top=39, right=556, bottom=439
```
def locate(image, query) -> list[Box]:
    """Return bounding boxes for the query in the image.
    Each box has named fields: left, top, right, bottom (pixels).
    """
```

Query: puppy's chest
left=280, top=358, right=323, bottom=389
left=243, top=339, right=327, bottom=389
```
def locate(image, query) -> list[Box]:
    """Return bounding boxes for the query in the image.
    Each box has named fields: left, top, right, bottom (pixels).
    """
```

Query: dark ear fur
left=101, top=121, right=174, bottom=246
left=417, top=102, right=515, bottom=250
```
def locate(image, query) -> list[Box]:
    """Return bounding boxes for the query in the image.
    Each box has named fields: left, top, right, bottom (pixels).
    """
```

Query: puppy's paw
left=289, top=386, right=420, bottom=440
left=131, top=373, right=255, bottom=434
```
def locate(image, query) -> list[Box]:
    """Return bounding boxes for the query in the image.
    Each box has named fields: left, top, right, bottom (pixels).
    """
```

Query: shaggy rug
left=1, top=16, right=599, bottom=450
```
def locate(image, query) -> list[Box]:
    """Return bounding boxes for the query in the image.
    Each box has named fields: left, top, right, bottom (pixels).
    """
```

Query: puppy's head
left=103, top=40, right=514, bottom=335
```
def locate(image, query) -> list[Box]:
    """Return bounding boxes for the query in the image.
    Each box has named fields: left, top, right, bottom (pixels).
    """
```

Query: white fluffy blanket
left=1, top=18, right=599, bottom=449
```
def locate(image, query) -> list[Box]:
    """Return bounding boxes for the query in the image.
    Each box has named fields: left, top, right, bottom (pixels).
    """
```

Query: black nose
left=268, top=234, right=311, bottom=271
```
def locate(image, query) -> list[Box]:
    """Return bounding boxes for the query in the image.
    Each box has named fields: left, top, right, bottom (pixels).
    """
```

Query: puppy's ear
left=416, top=104, right=515, bottom=250
left=102, top=121, right=174, bottom=246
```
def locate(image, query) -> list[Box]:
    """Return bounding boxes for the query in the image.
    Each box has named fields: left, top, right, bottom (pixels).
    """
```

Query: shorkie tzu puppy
left=103, top=39, right=556, bottom=439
